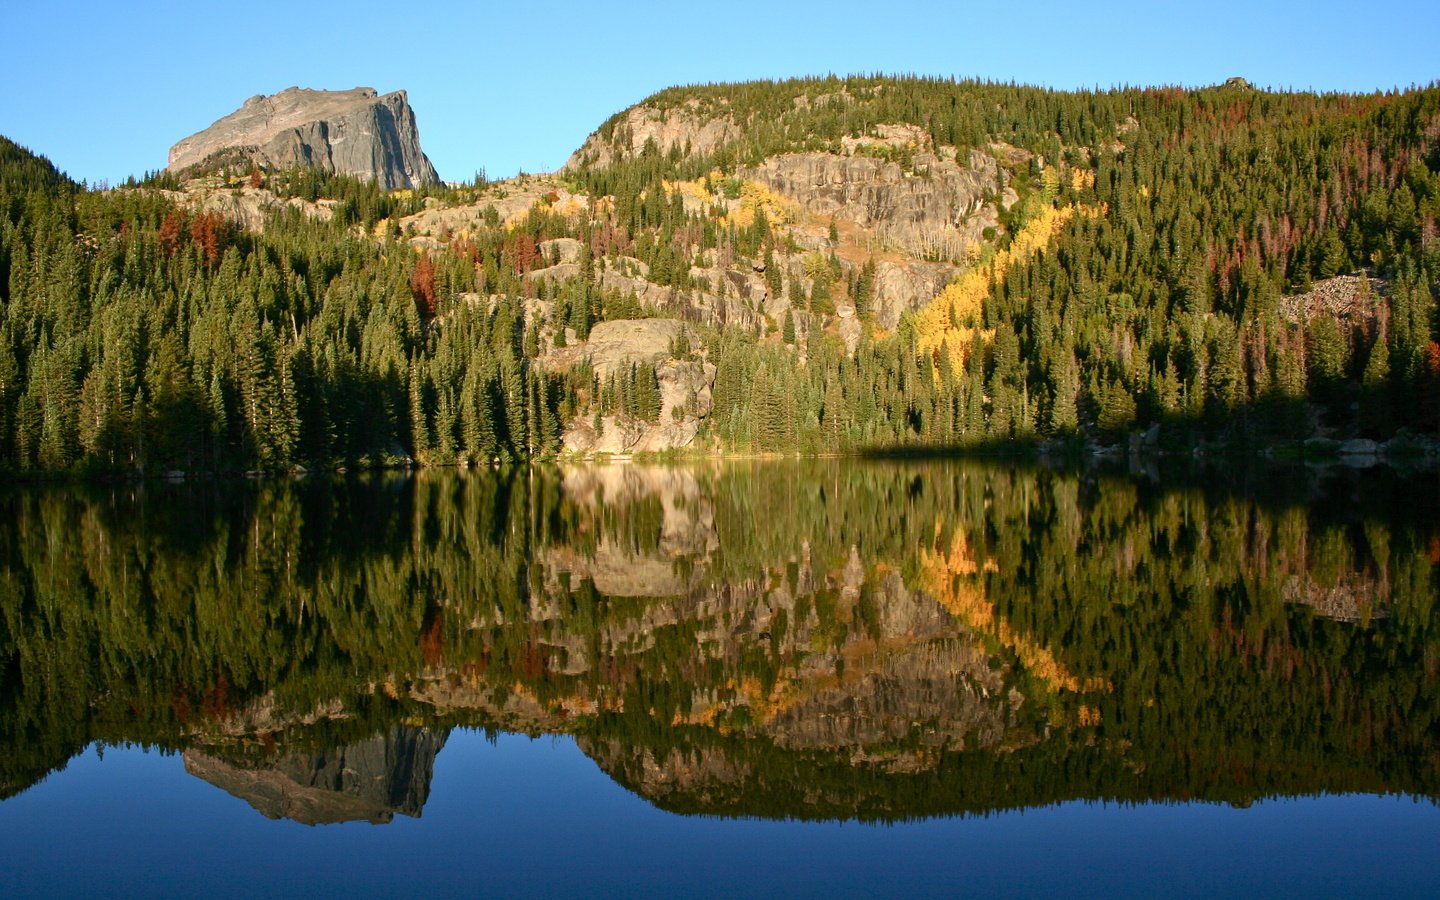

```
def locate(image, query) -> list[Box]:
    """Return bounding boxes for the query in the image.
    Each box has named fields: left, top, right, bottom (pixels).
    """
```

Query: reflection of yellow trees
left=919, top=526, right=1110, bottom=696
left=738, top=675, right=793, bottom=724
left=671, top=675, right=801, bottom=729
left=671, top=629, right=928, bottom=730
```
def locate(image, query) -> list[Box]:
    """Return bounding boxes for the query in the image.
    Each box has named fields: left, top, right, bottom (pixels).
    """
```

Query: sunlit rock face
left=541, top=320, right=717, bottom=454
left=168, top=87, right=440, bottom=189
left=564, top=102, right=740, bottom=172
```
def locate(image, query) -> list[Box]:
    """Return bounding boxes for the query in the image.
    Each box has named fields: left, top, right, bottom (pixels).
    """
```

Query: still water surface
left=2, top=461, right=1439, bottom=896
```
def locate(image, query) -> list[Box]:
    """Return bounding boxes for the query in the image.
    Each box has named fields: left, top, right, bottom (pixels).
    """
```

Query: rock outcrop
left=869, top=258, right=961, bottom=331
left=565, top=101, right=738, bottom=171
left=160, top=183, right=339, bottom=232
left=168, top=87, right=439, bottom=189
left=740, top=146, right=1007, bottom=264
left=542, top=318, right=716, bottom=454
left=1279, top=275, right=1387, bottom=327
left=397, top=176, right=592, bottom=239
left=561, top=99, right=1022, bottom=332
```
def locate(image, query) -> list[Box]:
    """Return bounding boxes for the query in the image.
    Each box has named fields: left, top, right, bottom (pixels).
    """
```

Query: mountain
left=167, top=86, right=440, bottom=189
left=0, top=75, right=1438, bottom=474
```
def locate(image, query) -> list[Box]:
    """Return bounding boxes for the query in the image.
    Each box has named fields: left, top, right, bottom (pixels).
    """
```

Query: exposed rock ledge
left=543, top=318, right=716, bottom=454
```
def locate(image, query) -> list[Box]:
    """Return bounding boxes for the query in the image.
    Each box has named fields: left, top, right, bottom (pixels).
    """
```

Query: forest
left=2, top=75, right=1440, bottom=473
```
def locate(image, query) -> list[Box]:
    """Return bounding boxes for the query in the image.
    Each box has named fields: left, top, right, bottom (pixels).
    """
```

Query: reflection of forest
left=2, top=462, right=1438, bottom=822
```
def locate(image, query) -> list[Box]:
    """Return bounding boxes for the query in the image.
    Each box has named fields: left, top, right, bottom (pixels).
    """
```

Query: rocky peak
left=168, top=86, right=440, bottom=190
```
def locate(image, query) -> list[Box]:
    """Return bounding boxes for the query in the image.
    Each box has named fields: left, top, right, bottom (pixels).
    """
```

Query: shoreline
left=5, top=433, right=1439, bottom=485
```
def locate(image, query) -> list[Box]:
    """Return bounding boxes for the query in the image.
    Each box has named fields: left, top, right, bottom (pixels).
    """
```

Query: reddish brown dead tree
left=411, top=253, right=437, bottom=318
left=189, top=212, right=230, bottom=268
left=158, top=211, right=185, bottom=258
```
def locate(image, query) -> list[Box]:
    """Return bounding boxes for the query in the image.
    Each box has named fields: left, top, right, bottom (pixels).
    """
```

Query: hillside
left=0, top=76, right=1438, bottom=473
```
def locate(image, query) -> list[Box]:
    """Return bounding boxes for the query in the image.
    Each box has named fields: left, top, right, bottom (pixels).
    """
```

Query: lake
left=3, top=460, right=1439, bottom=897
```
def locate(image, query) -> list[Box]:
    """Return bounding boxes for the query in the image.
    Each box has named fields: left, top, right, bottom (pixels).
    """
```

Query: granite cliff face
left=555, top=101, right=1024, bottom=340
left=541, top=318, right=716, bottom=454
left=739, top=146, right=1006, bottom=263
left=168, top=87, right=439, bottom=189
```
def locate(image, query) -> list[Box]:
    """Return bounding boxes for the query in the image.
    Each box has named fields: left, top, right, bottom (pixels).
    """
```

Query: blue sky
left=3, top=0, right=1437, bottom=185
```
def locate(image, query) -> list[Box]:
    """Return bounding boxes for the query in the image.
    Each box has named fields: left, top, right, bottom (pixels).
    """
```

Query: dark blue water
left=3, top=731, right=1438, bottom=898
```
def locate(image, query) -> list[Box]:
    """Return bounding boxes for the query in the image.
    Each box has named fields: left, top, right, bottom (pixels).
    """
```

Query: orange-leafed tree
left=1423, top=341, right=1440, bottom=434
left=419, top=604, right=444, bottom=667
left=158, top=211, right=185, bottom=258
left=189, top=212, right=230, bottom=268
left=411, top=253, right=437, bottom=318
left=505, top=233, right=540, bottom=274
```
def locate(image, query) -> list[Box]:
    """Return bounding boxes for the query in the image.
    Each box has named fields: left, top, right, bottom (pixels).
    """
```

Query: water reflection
left=184, top=726, right=447, bottom=825
left=2, top=461, right=1438, bottom=823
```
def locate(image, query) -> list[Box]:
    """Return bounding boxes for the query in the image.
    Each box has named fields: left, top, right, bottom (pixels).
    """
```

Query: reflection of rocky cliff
left=413, top=530, right=1028, bottom=773
left=183, top=726, right=448, bottom=825
left=541, top=465, right=718, bottom=597
left=573, top=624, right=1019, bottom=818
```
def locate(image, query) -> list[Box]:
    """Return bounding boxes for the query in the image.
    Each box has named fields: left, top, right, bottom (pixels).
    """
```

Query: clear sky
left=2, top=0, right=1436, bottom=185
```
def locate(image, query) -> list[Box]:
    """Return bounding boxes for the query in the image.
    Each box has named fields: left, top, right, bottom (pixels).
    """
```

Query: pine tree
left=1097, top=378, right=1137, bottom=437
left=409, top=363, right=431, bottom=461
left=1360, top=332, right=1392, bottom=436
left=1048, top=355, right=1079, bottom=435
left=1307, top=315, right=1348, bottom=401
left=854, top=259, right=876, bottom=320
